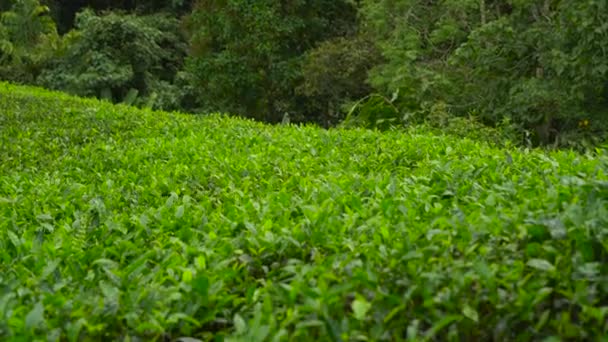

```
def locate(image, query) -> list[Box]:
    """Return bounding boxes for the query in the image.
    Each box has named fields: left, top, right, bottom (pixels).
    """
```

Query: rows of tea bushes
left=1, top=83, right=607, bottom=341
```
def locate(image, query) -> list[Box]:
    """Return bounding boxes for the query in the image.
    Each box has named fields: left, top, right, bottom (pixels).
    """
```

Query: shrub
left=1, top=83, right=607, bottom=340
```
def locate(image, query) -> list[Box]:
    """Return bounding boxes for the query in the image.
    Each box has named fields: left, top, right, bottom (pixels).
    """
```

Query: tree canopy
left=1, top=0, right=607, bottom=148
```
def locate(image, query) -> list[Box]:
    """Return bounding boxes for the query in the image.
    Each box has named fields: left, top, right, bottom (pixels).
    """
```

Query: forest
left=1, top=0, right=607, bottom=149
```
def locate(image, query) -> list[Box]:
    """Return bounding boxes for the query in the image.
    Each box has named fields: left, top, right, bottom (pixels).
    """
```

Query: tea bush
left=0, top=83, right=607, bottom=341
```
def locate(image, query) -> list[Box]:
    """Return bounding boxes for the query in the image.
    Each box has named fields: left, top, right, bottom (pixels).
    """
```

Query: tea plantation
left=1, top=83, right=607, bottom=341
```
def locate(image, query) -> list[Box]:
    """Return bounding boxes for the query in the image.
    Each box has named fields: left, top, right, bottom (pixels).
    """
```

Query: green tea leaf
left=352, top=297, right=372, bottom=321
left=527, top=259, right=556, bottom=272
left=192, top=273, right=209, bottom=298
left=462, top=305, right=479, bottom=323
left=234, top=314, right=247, bottom=334
left=25, top=302, right=45, bottom=331
left=1, top=82, right=606, bottom=341
left=175, top=205, right=184, bottom=219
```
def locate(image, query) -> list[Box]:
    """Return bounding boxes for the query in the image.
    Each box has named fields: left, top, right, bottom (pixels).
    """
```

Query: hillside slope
left=1, top=83, right=607, bottom=341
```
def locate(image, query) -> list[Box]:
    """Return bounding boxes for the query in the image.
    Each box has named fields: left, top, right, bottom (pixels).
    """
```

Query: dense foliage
left=360, top=0, right=608, bottom=147
left=183, top=0, right=358, bottom=123
left=1, top=0, right=607, bottom=147
left=3, top=1, right=607, bottom=340
left=1, top=83, right=608, bottom=340
left=0, top=0, right=60, bottom=82
left=38, top=9, right=187, bottom=109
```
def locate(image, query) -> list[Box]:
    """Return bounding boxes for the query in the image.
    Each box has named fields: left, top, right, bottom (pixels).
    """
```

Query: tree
left=298, top=36, right=382, bottom=126
left=38, top=9, right=188, bottom=109
left=0, top=0, right=60, bottom=82
left=47, top=0, right=194, bottom=33
left=183, top=0, right=358, bottom=123
left=358, top=0, right=608, bottom=146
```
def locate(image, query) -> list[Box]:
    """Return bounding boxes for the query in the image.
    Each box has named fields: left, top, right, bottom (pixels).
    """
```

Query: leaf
left=406, top=319, right=420, bottom=341
left=534, top=310, right=551, bottom=332
left=99, top=281, right=120, bottom=302
left=7, top=230, right=20, bottom=248
left=167, top=313, right=200, bottom=325
left=122, top=88, right=139, bottom=105
left=175, top=205, right=184, bottom=219
left=295, top=320, right=324, bottom=329
left=182, top=269, right=193, bottom=283
left=576, top=262, right=600, bottom=279
left=66, top=318, right=86, bottom=342
left=545, top=218, right=566, bottom=239
left=41, top=259, right=60, bottom=280
left=36, top=213, right=53, bottom=221
left=281, top=112, right=290, bottom=124
left=192, top=273, right=209, bottom=298
left=166, top=192, right=178, bottom=208
left=233, top=314, right=247, bottom=334
left=176, top=338, right=203, bottom=342
left=425, top=315, right=462, bottom=340
left=384, top=304, right=406, bottom=323
left=25, top=302, right=45, bottom=331
left=195, top=255, right=206, bottom=270
left=352, top=297, right=372, bottom=321
left=542, top=337, right=561, bottom=342
left=462, top=305, right=479, bottom=323
left=527, top=259, right=556, bottom=272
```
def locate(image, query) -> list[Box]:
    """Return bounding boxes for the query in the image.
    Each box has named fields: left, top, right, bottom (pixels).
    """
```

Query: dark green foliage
left=37, top=9, right=187, bottom=110
left=299, top=37, right=382, bottom=126
left=1, top=0, right=608, bottom=147
left=449, top=0, right=608, bottom=147
left=183, top=0, right=358, bottom=123
left=341, top=93, right=401, bottom=131
left=0, top=0, right=60, bottom=82
left=2, top=83, right=608, bottom=340
left=47, top=0, right=194, bottom=33
left=359, top=0, right=608, bottom=148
